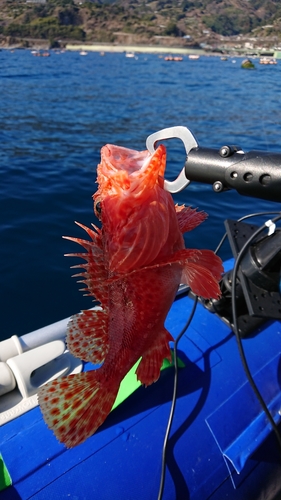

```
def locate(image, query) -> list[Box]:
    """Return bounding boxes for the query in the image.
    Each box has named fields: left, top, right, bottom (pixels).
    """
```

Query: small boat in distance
left=31, top=51, right=50, bottom=57
left=241, top=58, right=255, bottom=69
left=80, top=50, right=88, bottom=56
left=164, top=55, right=183, bottom=61
left=188, top=54, right=200, bottom=60
left=259, top=57, right=277, bottom=65
left=125, top=52, right=135, bottom=58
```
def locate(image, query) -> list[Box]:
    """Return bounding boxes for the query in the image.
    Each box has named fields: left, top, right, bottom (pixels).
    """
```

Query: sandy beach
left=65, top=43, right=206, bottom=56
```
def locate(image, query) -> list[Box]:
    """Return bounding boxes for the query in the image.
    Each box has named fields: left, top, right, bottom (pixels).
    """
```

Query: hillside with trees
left=1, top=0, right=281, bottom=48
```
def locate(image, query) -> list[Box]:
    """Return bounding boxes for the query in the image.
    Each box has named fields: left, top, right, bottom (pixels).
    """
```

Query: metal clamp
left=146, top=126, right=198, bottom=193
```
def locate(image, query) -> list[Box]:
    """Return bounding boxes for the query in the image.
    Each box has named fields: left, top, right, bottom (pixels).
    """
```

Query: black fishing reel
left=203, top=219, right=281, bottom=337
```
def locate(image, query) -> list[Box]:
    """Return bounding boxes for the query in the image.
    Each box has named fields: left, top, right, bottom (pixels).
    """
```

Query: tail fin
left=38, top=371, right=119, bottom=448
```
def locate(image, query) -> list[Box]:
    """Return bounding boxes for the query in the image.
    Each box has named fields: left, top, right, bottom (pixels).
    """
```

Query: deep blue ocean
left=1, top=48, right=281, bottom=340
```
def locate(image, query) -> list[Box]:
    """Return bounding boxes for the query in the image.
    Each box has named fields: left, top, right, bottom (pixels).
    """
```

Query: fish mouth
left=96, top=144, right=166, bottom=199
left=101, top=145, right=152, bottom=175
left=93, top=143, right=167, bottom=220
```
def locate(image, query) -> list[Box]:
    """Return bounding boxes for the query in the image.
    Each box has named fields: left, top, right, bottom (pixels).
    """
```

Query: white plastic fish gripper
left=146, top=126, right=198, bottom=193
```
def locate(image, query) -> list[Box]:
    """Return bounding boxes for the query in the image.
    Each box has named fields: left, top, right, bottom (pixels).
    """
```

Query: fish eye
left=95, top=201, right=102, bottom=214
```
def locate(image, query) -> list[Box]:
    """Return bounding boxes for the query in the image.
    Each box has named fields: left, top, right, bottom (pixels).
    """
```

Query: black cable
left=231, top=213, right=281, bottom=454
left=157, top=295, right=198, bottom=500
left=214, top=211, right=281, bottom=254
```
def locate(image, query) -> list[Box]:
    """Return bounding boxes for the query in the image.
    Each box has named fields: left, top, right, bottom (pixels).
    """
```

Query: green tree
left=164, top=21, right=181, bottom=36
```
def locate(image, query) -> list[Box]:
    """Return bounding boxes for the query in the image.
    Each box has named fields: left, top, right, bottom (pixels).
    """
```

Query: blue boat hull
left=1, top=259, right=281, bottom=499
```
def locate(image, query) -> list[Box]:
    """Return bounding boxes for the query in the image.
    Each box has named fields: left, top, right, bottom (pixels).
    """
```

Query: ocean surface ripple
left=1, top=49, right=280, bottom=339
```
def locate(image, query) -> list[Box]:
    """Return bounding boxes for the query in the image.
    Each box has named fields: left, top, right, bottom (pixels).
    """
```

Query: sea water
left=0, top=49, right=280, bottom=339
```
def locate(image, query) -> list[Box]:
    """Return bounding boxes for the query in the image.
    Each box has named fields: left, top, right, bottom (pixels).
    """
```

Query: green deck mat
left=0, top=454, right=12, bottom=491
left=112, top=351, right=185, bottom=410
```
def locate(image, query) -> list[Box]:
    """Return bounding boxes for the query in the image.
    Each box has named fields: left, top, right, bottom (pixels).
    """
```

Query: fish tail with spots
left=38, top=371, right=119, bottom=447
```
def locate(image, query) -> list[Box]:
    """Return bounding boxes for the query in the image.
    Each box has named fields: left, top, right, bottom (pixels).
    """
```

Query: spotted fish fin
left=136, top=328, right=173, bottom=387
left=38, top=371, right=119, bottom=448
left=175, top=205, right=207, bottom=233
left=66, top=308, right=109, bottom=365
left=63, top=222, right=108, bottom=307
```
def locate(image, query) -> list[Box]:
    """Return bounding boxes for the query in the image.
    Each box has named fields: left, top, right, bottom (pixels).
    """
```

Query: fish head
left=93, top=144, right=183, bottom=273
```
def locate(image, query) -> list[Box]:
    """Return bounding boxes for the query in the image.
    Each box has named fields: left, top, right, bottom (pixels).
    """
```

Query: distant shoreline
left=2, top=42, right=279, bottom=59
left=0, top=42, right=210, bottom=55
left=57, top=44, right=281, bottom=59
left=1, top=42, right=218, bottom=56
left=65, top=43, right=207, bottom=56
